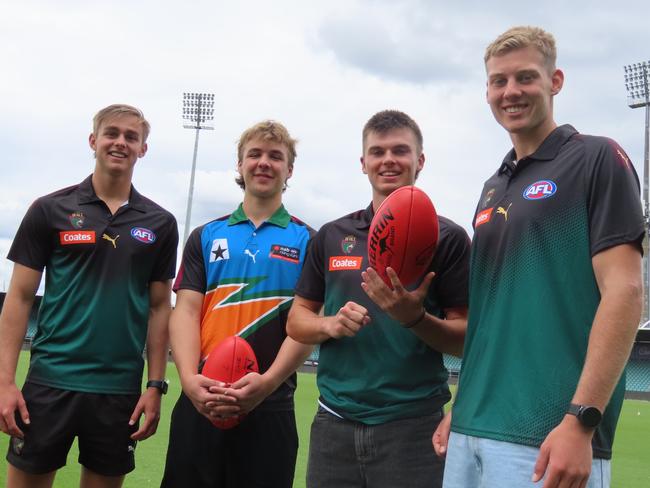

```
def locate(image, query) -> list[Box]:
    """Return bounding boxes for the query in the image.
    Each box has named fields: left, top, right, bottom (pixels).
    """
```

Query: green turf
left=1, top=354, right=648, bottom=487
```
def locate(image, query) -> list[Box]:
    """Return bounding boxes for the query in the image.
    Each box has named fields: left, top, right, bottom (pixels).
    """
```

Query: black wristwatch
left=146, top=379, right=169, bottom=395
left=567, top=403, right=602, bottom=428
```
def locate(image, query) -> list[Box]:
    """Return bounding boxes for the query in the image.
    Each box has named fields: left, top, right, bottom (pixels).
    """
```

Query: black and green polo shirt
left=452, top=125, right=644, bottom=458
left=295, top=203, right=470, bottom=424
left=8, top=175, right=178, bottom=394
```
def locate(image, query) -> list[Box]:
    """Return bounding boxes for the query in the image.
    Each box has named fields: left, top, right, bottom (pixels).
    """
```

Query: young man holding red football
left=287, top=110, right=470, bottom=488
left=434, top=26, right=644, bottom=488
left=0, top=104, right=178, bottom=488
left=160, top=120, right=314, bottom=488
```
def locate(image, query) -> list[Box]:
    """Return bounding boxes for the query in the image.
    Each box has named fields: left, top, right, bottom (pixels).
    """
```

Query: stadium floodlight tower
left=624, top=61, right=650, bottom=325
left=182, top=92, right=215, bottom=245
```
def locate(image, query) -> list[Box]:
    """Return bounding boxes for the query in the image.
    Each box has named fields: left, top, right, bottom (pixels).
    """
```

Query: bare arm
left=130, top=280, right=172, bottom=440
left=146, top=280, right=172, bottom=382
left=169, top=289, right=233, bottom=419
left=287, top=295, right=371, bottom=345
left=572, top=243, right=642, bottom=409
left=408, top=306, right=467, bottom=357
left=0, top=264, right=42, bottom=437
left=169, top=289, right=204, bottom=383
left=224, top=336, right=314, bottom=413
left=361, top=267, right=467, bottom=356
left=534, top=243, right=642, bottom=487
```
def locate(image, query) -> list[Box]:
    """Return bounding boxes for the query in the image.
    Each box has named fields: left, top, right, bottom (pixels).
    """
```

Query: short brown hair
left=362, top=110, right=423, bottom=155
left=93, top=104, right=150, bottom=142
left=235, top=120, right=297, bottom=190
left=485, top=26, right=557, bottom=72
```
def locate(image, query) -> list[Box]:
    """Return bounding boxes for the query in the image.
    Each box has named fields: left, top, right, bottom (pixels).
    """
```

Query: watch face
left=580, top=406, right=602, bottom=428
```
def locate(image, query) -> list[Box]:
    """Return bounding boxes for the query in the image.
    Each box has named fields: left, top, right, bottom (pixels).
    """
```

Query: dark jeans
left=307, top=407, right=445, bottom=488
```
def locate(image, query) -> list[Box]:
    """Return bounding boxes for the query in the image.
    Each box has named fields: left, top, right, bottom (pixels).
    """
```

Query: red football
left=368, top=185, right=439, bottom=287
left=202, top=336, right=258, bottom=429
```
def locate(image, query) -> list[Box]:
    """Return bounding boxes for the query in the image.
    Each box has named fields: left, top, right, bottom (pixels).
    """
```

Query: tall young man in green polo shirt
left=435, top=26, right=644, bottom=488
left=0, top=104, right=178, bottom=488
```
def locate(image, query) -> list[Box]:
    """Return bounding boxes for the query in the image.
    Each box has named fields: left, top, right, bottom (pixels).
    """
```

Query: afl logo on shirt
left=131, top=227, right=157, bottom=244
left=523, top=180, right=557, bottom=200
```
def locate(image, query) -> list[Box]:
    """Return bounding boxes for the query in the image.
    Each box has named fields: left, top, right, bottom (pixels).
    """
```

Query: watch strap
left=146, top=379, right=168, bottom=394
left=567, top=403, right=602, bottom=428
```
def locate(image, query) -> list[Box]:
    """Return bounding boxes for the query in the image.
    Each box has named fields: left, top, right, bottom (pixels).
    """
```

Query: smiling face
left=486, top=45, right=563, bottom=151
left=89, top=114, right=147, bottom=178
left=237, top=138, right=293, bottom=200
left=361, top=128, right=425, bottom=207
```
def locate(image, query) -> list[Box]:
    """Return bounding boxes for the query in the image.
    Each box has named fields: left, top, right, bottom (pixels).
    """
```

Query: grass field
left=1, top=353, right=648, bottom=487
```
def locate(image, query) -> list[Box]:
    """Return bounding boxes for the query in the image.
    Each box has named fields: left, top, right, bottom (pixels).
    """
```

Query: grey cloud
left=315, top=6, right=481, bottom=84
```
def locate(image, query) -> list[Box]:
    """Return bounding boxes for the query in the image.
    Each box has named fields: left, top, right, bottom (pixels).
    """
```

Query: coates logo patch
left=60, top=230, right=96, bottom=245
left=69, top=212, right=85, bottom=229
left=523, top=180, right=557, bottom=200
left=475, top=208, right=493, bottom=227
left=270, top=245, right=300, bottom=263
left=341, top=235, right=356, bottom=254
left=130, top=227, right=157, bottom=244
left=329, top=256, right=363, bottom=271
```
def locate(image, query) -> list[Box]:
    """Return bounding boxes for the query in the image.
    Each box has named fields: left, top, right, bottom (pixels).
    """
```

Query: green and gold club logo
left=341, top=235, right=356, bottom=254
left=69, top=212, right=85, bottom=229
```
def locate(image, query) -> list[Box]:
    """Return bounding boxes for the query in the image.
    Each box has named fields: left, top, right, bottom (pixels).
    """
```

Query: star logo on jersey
left=496, top=203, right=512, bottom=221
left=341, top=235, right=357, bottom=254
left=69, top=212, right=85, bottom=229
left=210, top=239, right=230, bottom=262
left=200, top=276, right=293, bottom=356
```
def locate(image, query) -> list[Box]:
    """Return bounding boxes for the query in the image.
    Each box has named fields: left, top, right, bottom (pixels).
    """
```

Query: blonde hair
left=236, top=120, right=297, bottom=190
left=485, top=26, right=557, bottom=71
left=93, top=104, right=150, bottom=141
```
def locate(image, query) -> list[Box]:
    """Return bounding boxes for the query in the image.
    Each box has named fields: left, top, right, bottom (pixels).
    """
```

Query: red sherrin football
left=367, top=185, right=439, bottom=287
left=202, top=336, right=259, bottom=429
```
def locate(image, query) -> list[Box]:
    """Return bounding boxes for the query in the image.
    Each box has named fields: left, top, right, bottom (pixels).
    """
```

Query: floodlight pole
left=182, top=93, right=215, bottom=245
left=624, top=61, right=650, bottom=324
left=185, top=126, right=201, bottom=246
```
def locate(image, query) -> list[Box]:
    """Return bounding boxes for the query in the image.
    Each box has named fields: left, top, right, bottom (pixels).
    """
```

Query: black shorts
left=6, top=382, right=139, bottom=476
left=160, top=392, right=298, bottom=488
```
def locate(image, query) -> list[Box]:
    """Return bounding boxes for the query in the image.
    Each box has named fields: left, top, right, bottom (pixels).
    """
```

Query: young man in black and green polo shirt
left=0, top=104, right=178, bottom=488
left=435, top=27, right=644, bottom=488
left=288, top=110, right=470, bottom=488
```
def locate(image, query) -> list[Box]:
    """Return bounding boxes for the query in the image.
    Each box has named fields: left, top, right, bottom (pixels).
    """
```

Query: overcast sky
left=1, top=0, right=649, bottom=292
